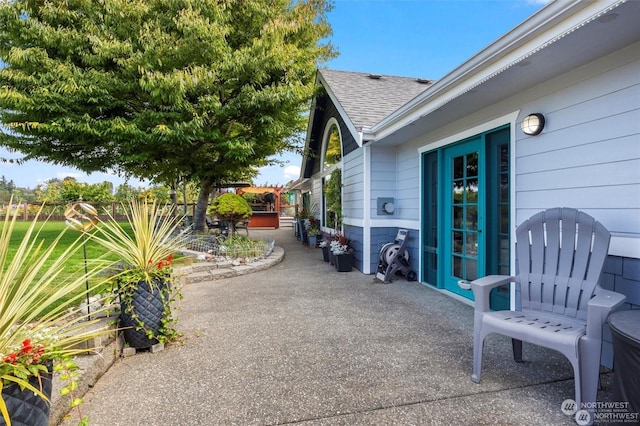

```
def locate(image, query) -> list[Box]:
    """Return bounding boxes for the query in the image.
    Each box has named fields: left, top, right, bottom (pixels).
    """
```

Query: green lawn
left=6, top=221, right=131, bottom=312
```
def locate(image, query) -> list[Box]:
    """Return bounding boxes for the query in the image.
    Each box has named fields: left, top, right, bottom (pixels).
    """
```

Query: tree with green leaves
left=0, top=0, right=335, bottom=230
left=209, top=193, right=253, bottom=236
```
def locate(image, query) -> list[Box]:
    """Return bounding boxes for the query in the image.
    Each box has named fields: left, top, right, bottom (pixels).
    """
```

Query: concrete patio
left=57, top=226, right=617, bottom=425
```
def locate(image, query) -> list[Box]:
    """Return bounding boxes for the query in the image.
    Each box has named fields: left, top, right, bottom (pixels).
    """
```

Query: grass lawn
left=5, top=220, right=133, bottom=313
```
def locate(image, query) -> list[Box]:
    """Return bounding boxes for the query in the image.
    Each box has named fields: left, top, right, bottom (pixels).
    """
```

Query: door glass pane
left=453, top=231, right=463, bottom=254
left=466, top=259, right=478, bottom=281
left=466, top=207, right=477, bottom=231
left=454, top=206, right=463, bottom=228
left=466, top=232, right=478, bottom=257
left=466, top=178, right=478, bottom=203
left=466, top=152, right=478, bottom=177
left=453, top=256, right=462, bottom=277
left=453, top=182, right=463, bottom=205
left=500, top=174, right=508, bottom=202
left=454, top=156, right=464, bottom=179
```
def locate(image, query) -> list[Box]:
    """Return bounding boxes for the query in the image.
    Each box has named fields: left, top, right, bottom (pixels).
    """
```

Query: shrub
left=209, top=193, right=253, bottom=236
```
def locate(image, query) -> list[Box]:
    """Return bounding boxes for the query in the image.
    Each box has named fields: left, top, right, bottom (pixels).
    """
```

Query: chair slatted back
left=515, top=208, right=610, bottom=320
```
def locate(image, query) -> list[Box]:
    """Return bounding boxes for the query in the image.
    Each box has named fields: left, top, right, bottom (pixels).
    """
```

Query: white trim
left=610, top=235, right=640, bottom=259
left=317, top=72, right=362, bottom=144
left=416, top=111, right=520, bottom=307
left=320, top=117, right=343, bottom=176
left=363, top=144, right=372, bottom=273
left=417, top=112, right=520, bottom=154
left=369, top=0, right=626, bottom=141
left=368, top=219, right=420, bottom=229
left=508, top=119, right=518, bottom=310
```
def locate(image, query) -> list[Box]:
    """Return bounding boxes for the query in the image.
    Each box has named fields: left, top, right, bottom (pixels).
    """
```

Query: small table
left=608, top=309, right=640, bottom=415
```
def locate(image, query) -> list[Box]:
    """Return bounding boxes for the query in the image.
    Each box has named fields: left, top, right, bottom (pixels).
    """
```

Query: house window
left=321, top=121, right=343, bottom=229
left=323, top=124, right=342, bottom=170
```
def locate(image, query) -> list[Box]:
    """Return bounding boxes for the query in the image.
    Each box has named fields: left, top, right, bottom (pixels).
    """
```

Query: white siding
left=514, top=46, right=640, bottom=236
left=369, top=146, right=397, bottom=218
left=343, top=148, right=364, bottom=220
left=395, top=147, right=421, bottom=221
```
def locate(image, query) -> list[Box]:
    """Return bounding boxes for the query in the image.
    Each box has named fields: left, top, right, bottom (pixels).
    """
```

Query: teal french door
left=443, top=138, right=485, bottom=297
left=422, top=126, right=510, bottom=310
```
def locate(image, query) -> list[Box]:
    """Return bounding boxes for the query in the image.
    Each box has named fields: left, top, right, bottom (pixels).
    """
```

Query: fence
left=1, top=201, right=297, bottom=222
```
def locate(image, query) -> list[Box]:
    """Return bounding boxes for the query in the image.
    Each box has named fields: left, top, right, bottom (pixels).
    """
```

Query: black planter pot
left=1, top=369, right=53, bottom=426
left=119, top=280, right=168, bottom=349
left=335, top=253, right=353, bottom=272
left=321, top=245, right=330, bottom=262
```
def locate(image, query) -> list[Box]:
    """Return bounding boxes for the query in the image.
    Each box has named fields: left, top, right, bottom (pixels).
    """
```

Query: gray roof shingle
left=319, top=69, right=433, bottom=130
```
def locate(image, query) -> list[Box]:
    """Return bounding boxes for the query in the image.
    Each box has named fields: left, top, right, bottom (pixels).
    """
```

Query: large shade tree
left=0, top=0, right=334, bottom=230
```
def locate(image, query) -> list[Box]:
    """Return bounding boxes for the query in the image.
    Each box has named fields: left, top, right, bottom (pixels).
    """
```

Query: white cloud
left=283, top=165, right=300, bottom=180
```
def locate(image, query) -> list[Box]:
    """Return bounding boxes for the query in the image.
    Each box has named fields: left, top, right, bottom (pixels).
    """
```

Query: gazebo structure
left=236, top=186, right=282, bottom=229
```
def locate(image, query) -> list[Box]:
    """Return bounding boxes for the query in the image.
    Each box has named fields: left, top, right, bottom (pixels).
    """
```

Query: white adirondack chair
left=471, top=208, right=626, bottom=421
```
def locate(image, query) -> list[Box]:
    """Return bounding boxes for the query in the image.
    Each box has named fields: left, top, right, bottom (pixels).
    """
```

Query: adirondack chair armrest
left=471, top=275, right=515, bottom=313
left=586, top=289, right=626, bottom=340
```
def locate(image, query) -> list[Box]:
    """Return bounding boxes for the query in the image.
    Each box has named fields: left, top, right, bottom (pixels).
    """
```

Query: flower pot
left=335, top=253, right=353, bottom=272
left=308, top=235, right=317, bottom=247
left=329, top=252, right=336, bottom=266
left=119, top=280, right=168, bottom=349
left=1, top=370, right=53, bottom=426
left=321, top=245, right=330, bottom=262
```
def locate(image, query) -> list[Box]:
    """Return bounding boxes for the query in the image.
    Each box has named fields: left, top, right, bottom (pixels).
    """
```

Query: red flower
left=3, top=353, right=18, bottom=364
left=21, top=339, right=33, bottom=354
left=157, top=260, right=164, bottom=269
left=167, top=254, right=174, bottom=264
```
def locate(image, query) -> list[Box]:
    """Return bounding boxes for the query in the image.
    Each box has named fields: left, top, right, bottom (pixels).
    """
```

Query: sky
left=0, top=0, right=548, bottom=190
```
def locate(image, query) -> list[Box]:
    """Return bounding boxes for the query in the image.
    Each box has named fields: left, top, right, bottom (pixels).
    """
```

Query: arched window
left=323, top=122, right=342, bottom=171
left=321, top=120, right=342, bottom=229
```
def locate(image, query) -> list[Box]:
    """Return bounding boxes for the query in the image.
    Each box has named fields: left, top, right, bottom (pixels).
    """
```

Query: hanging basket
left=1, top=370, right=53, bottom=426
left=119, top=280, right=168, bottom=349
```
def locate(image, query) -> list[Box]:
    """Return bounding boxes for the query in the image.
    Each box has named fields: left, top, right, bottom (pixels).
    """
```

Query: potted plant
left=330, top=233, right=353, bottom=272
left=0, top=201, right=114, bottom=426
left=306, top=220, right=320, bottom=248
left=319, top=240, right=330, bottom=262
left=294, top=210, right=310, bottom=243
left=92, top=200, right=191, bottom=350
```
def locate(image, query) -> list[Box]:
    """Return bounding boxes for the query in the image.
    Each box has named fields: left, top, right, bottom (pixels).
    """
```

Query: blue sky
left=0, top=0, right=548, bottom=189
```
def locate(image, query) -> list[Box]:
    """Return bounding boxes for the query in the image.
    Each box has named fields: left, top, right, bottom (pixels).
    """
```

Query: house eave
left=367, top=0, right=633, bottom=143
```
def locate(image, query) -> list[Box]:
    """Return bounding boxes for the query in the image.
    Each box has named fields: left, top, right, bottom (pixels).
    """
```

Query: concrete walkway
left=58, top=226, right=616, bottom=425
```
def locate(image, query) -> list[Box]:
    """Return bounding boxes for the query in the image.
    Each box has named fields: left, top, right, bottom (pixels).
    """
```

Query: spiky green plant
left=0, top=200, right=114, bottom=425
left=90, top=200, right=191, bottom=344
left=91, top=200, right=190, bottom=285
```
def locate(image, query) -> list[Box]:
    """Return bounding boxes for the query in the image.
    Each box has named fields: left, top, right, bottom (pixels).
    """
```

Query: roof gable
left=318, top=69, right=433, bottom=131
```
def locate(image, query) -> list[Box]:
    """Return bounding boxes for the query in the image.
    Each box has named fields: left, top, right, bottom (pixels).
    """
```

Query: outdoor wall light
left=521, top=113, right=545, bottom=136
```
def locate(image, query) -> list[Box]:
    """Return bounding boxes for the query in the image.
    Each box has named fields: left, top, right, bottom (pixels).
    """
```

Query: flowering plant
left=330, top=232, right=352, bottom=255
left=91, top=200, right=191, bottom=344
left=330, top=240, right=349, bottom=255
left=318, top=240, right=328, bottom=248
left=0, top=199, right=114, bottom=425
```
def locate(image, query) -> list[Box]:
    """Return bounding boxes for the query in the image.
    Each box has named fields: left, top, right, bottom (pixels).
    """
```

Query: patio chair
left=470, top=208, right=626, bottom=419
